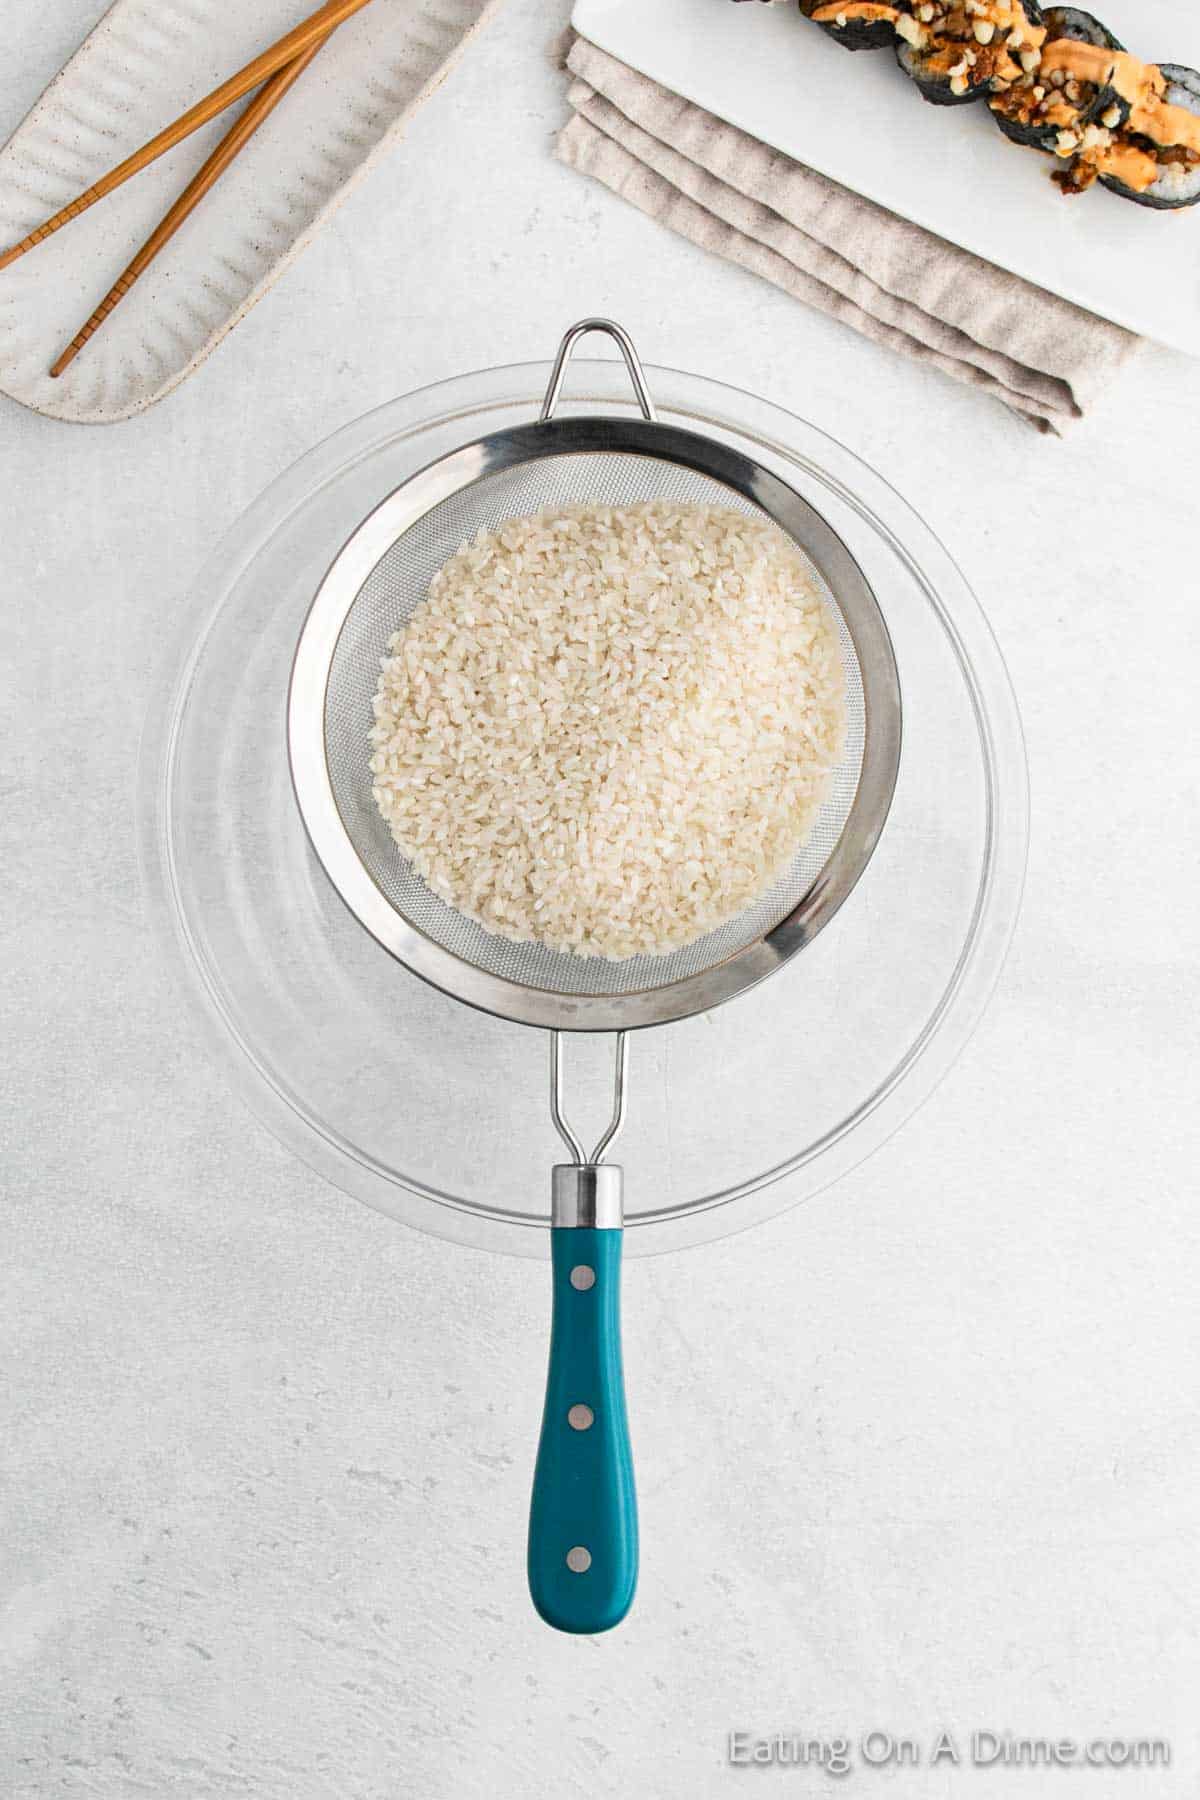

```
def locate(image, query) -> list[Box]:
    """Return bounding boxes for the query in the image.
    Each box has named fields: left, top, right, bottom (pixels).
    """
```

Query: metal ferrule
left=552, top=1164, right=624, bottom=1230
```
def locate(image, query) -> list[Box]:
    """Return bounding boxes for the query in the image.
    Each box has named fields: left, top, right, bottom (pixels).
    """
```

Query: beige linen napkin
left=556, top=30, right=1140, bottom=433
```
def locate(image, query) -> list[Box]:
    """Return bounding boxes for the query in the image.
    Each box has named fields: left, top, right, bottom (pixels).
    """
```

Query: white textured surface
left=2, top=0, right=1199, bottom=1795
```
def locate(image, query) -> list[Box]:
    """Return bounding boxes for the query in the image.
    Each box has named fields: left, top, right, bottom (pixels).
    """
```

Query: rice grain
left=369, top=502, right=845, bottom=960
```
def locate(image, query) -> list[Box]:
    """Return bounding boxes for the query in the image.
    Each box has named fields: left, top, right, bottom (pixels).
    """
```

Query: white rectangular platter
left=572, top=0, right=1200, bottom=355
left=0, top=0, right=501, bottom=423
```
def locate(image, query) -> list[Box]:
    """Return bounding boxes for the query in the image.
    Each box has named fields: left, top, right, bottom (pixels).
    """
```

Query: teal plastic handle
left=528, top=1227, right=637, bottom=1633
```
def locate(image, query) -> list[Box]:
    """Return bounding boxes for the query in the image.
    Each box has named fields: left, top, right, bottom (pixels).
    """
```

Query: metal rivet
left=569, top=1265, right=596, bottom=1291
left=567, top=1404, right=594, bottom=1431
left=566, top=1545, right=592, bottom=1573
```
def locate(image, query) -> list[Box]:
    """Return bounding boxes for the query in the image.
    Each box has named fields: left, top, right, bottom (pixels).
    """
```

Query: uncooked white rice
left=369, top=501, right=845, bottom=961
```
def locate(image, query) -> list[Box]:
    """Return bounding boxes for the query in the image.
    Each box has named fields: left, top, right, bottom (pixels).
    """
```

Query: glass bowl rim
left=138, top=352, right=1029, bottom=1260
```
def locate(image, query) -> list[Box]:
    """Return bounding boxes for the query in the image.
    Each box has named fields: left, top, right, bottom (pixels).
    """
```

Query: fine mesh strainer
left=288, top=320, right=901, bottom=1634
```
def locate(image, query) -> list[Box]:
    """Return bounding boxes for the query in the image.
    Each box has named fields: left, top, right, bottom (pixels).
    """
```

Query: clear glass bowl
left=139, top=356, right=1028, bottom=1258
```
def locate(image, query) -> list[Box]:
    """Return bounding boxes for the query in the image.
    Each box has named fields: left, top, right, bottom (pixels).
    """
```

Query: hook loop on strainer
left=539, top=318, right=657, bottom=424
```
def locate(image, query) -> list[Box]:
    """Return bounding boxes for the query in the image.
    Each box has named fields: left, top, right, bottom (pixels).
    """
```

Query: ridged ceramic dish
left=0, top=0, right=500, bottom=423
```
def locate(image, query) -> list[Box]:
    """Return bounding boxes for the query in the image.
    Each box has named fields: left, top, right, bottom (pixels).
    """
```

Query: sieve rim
left=288, top=414, right=902, bottom=1031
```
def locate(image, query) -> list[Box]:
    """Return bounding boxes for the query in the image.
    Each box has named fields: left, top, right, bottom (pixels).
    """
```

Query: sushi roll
left=896, top=1, right=1044, bottom=107
left=1042, top=5, right=1120, bottom=52
left=799, top=1, right=910, bottom=53
left=1039, top=10, right=1129, bottom=127
left=991, top=7, right=1124, bottom=155
left=991, top=107, right=1055, bottom=152
left=1099, top=64, right=1200, bottom=208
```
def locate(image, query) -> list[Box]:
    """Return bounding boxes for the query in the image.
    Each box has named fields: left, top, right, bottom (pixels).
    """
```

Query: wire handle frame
left=539, top=318, right=657, bottom=424
left=550, top=1031, right=629, bottom=1167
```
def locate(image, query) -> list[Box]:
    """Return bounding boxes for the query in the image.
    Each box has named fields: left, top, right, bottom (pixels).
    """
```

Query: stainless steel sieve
left=288, top=319, right=902, bottom=1635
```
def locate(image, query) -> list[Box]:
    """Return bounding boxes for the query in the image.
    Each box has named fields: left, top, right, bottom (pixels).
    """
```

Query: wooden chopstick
left=0, top=0, right=371, bottom=273
left=49, top=34, right=335, bottom=378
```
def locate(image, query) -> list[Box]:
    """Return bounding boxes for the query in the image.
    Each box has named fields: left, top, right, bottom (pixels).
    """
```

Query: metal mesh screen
left=323, top=451, right=865, bottom=1000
